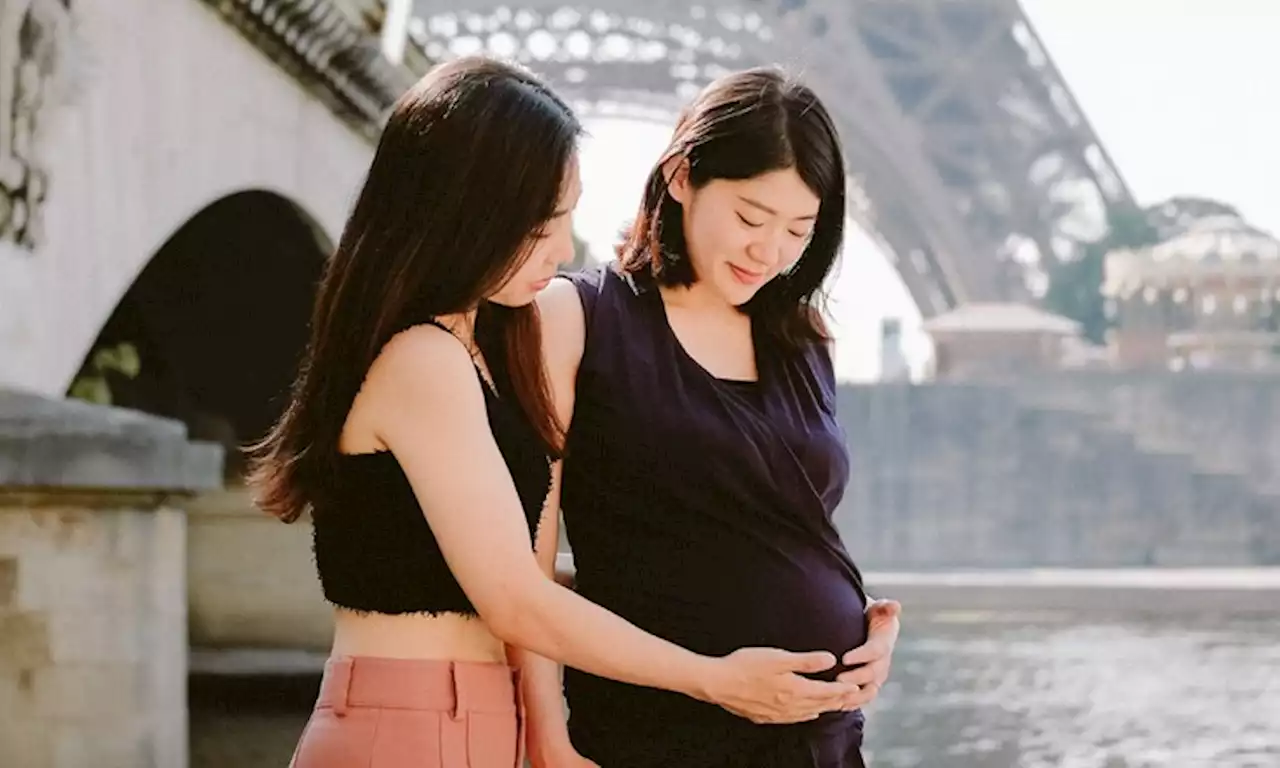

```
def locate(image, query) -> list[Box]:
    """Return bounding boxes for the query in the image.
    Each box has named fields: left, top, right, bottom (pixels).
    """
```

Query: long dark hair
left=249, top=57, right=581, bottom=523
left=618, top=67, right=845, bottom=349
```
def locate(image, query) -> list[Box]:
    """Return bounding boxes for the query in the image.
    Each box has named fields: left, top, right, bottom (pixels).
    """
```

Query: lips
left=728, top=263, right=766, bottom=285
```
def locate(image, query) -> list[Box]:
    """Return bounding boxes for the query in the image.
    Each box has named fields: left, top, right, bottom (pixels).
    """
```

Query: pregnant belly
left=717, top=563, right=868, bottom=679
left=586, top=549, right=869, bottom=680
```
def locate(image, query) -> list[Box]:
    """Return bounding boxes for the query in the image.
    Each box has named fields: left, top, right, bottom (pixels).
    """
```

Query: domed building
left=1103, top=207, right=1280, bottom=370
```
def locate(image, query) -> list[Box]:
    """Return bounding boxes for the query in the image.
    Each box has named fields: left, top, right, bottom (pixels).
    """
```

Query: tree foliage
left=67, top=342, right=141, bottom=405
left=1042, top=207, right=1161, bottom=345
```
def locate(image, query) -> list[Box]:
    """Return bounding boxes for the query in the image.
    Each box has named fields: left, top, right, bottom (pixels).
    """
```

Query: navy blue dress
left=559, top=266, right=869, bottom=768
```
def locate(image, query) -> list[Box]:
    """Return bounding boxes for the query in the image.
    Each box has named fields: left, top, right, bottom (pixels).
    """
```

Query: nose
left=746, top=233, right=785, bottom=270
left=555, top=232, right=577, bottom=267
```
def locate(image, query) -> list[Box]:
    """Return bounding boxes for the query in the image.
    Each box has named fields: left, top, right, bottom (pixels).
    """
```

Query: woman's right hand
left=696, top=648, right=858, bottom=724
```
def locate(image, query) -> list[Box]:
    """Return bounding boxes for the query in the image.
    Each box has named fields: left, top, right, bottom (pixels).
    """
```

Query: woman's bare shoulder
left=537, top=277, right=587, bottom=370
left=365, top=324, right=482, bottom=410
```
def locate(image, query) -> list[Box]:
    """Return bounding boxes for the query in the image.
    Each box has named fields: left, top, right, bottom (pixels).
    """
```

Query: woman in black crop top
left=246, top=57, right=865, bottom=768
left=529, top=70, right=905, bottom=767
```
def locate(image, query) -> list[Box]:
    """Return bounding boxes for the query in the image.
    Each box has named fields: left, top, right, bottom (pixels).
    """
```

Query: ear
left=660, top=154, right=692, bottom=205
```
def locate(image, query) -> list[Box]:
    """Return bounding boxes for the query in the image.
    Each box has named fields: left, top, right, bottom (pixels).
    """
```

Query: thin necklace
left=435, top=318, right=481, bottom=359
left=438, top=322, right=496, bottom=392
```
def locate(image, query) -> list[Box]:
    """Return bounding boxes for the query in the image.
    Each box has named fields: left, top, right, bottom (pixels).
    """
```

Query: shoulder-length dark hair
left=249, top=56, right=581, bottom=523
left=618, top=67, right=845, bottom=349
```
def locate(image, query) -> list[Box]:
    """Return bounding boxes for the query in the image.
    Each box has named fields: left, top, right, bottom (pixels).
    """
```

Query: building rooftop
left=922, top=303, right=1082, bottom=335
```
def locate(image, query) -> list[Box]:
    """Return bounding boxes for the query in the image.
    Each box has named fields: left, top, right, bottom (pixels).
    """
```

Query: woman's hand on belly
left=701, top=647, right=863, bottom=724
left=833, top=598, right=902, bottom=710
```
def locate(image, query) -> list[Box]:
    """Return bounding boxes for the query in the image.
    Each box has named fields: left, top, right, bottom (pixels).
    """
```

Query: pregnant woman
left=527, top=67, right=902, bottom=767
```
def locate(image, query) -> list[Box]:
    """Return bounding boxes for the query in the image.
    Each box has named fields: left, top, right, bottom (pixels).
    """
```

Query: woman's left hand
left=834, top=598, right=902, bottom=710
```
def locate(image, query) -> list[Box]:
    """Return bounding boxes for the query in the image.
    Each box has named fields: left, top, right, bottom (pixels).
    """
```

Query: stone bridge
left=3, top=0, right=1132, bottom=405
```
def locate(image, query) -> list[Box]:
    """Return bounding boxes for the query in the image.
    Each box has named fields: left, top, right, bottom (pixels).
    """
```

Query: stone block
left=10, top=540, right=51, bottom=610
left=0, top=716, right=52, bottom=768
left=0, top=611, right=51, bottom=669
left=0, top=508, right=40, bottom=557
left=0, top=557, right=14, bottom=607
left=33, top=663, right=140, bottom=720
left=0, top=667, right=36, bottom=713
left=46, top=550, right=115, bottom=611
left=145, top=508, right=187, bottom=616
left=47, top=609, right=133, bottom=664
left=139, top=596, right=188, bottom=713
left=105, top=509, right=149, bottom=564
left=50, top=720, right=146, bottom=768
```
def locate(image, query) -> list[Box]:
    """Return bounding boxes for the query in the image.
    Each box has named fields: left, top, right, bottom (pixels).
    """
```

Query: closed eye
left=737, top=212, right=763, bottom=228
left=789, top=229, right=811, bottom=239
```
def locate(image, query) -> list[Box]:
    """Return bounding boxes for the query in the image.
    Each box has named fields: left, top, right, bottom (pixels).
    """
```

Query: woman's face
left=488, top=157, right=583, bottom=307
left=667, top=163, right=820, bottom=307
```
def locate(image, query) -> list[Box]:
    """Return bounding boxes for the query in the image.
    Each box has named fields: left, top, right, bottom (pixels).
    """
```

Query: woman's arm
left=509, top=462, right=594, bottom=767
left=514, top=280, right=593, bottom=765
left=366, top=324, right=854, bottom=724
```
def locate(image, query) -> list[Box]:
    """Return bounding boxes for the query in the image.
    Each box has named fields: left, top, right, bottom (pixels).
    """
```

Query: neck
left=659, top=281, right=737, bottom=316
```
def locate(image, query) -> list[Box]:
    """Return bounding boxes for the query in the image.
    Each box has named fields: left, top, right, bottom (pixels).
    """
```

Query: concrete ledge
left=865, top=567, right=1280, bottom=590
left=0, top=388, right=223, bottom=492
left=864, top=568, right=1280, bottom=617
left=189, top=648, right=328, bottom=677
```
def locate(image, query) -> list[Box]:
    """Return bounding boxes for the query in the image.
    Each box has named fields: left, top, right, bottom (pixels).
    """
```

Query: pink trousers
left=289, top=657, right=525, bottom=768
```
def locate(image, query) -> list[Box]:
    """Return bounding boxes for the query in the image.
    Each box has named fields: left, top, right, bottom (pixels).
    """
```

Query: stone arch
left=66, top=189, right=330, bottom=480
left=408, top=0, right=980, bottom=312
left=3, top=0, right=374, bottom=396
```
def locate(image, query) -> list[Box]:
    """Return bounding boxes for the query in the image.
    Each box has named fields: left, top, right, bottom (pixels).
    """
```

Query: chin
left=487, top=291, right=537, bottom=308
left=712, top=284, right=757, bottom=308
left=711, top=277, right=762, bottom=307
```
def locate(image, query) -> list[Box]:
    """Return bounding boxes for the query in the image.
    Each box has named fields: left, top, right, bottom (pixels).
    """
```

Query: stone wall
left=187, top=487, right=330, bottom=651
left=0, top=388, right=220, bottom=768
left=834, top=372, right=1280, bottom=570
left=1016, top=370, right=1280, bottom=496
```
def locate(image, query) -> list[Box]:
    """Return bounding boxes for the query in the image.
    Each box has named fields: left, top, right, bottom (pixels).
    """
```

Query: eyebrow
left=738, top=195, right=817, bottom=221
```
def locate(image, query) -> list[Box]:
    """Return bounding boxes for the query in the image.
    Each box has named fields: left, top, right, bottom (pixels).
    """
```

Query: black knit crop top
left=310, top=321, right=552, bottom=616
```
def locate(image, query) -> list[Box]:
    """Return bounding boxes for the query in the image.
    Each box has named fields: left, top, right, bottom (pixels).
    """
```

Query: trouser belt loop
left=449, top=662, right=466, bottom=722
left=332, top=659, right=353, bottom=718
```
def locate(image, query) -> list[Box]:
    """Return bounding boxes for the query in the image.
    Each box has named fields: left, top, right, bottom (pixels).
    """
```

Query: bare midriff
left=330, top=607, right=508, bottom=663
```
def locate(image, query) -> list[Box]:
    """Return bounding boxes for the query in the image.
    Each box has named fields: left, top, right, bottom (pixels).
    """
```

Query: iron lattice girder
left=855, top=0, right=1135, bottom=293
left=408, top=0, right=1129, bottom=314
left=409, top=0, right=974, bottom=312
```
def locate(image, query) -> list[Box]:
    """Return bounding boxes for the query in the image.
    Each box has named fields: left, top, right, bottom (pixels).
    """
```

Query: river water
left=191, top=612, right=1280, bottom=767
left=860, top=612, right=1280, bottom=768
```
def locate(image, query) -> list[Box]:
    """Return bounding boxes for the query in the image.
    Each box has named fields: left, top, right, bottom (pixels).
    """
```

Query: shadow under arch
left=67, top=189, right=331, bottom=480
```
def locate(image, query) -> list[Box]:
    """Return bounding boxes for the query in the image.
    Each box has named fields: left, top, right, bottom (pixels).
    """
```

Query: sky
left=570, top=1, right=1280, bottom=382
